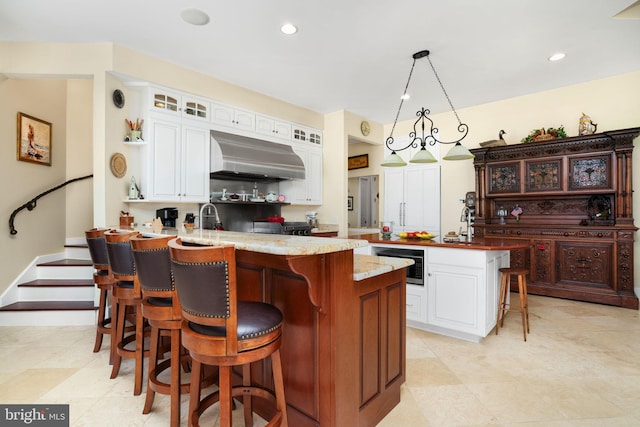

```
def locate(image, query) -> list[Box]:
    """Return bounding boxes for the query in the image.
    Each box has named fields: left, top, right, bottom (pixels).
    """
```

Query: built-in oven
left=373, top=247, right=424, bottom=286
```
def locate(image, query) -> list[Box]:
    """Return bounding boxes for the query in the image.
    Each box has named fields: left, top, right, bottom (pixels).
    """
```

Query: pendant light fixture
left=381, top=50, right=473, bottom=167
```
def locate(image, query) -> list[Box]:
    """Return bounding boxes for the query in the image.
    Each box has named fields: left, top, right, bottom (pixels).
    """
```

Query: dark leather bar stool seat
left=85, top=228, right=114, bottom=360
left=105, top=229, right=148, bottom=395
left=496, top=267, right=530, bottom=341
left=169, top=238, right=288, bottom=427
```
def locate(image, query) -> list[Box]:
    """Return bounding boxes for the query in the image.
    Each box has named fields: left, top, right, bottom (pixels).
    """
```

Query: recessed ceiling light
left=181, top=8, right=210, bottom=26
left=281, top=23, right=298, bottom=35
left=548, top=52, right=566, bottom=62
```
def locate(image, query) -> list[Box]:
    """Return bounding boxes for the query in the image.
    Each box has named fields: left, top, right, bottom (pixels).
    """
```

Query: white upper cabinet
left=211, top=102, right=255, bottom=133
left=150, top=88, right=210, bottom=123
left=279, top=142, right=323, bottom=205
left=255, top=114, right=293, bottom=141
left=292, top=125, right=322, bottom=146
left=147, top=116, right=210, bottom=203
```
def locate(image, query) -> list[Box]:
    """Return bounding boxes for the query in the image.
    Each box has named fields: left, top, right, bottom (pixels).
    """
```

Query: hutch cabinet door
left=555, top=241, right=613, bottom=290
left=568, top=155, right=612, bottom=191
left=487, top=162, right=521, bottom=194
left=525, top=159, right=562, bottom=192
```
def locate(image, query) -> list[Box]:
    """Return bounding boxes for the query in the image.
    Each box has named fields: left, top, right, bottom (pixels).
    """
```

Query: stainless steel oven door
left=373, top=248, right=424, bottom=286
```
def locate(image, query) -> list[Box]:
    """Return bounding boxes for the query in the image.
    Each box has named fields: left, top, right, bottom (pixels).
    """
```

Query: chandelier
left=381, top=50, right=473, bottom=167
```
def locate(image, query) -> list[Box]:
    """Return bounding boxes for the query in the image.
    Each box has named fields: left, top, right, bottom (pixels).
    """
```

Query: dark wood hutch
left=471, top=127, right=640, bottom=309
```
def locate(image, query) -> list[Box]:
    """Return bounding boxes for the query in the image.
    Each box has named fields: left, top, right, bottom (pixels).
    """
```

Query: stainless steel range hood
left=210, top=130, right=305, bottom=181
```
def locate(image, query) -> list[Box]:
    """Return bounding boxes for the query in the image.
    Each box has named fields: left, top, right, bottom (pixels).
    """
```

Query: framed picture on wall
left=17, top=112, right=52, bottom=166
left=347, top=196, right=354, bottom=211
left=348, top=154, right=368, bottom=170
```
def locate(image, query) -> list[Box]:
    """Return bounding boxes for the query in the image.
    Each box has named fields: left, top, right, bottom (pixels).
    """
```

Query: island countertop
left=350, top=233, right=530, bottom=250
left=130, top=227, right=368, bottom=256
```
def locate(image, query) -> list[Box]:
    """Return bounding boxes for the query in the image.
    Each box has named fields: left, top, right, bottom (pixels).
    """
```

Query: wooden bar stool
left=105, top=229, right=148, bottom=395
left=131, top=234, right=192, bottom=427
left=496, top=267, right=530, bottom=341
left=85, top=228, right=114, bottom=360
left=169, top=238, right=288, bottom=427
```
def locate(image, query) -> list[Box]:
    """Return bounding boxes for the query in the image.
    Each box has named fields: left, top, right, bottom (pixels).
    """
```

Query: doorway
left=348, top=175, right=378, bottom=229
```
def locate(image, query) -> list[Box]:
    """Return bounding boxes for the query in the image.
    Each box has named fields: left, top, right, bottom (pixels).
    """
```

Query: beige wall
left=65, top=79, right=94, bottom=236
left=426, top=71, right=640, bottom=236
left=0, top=78, right=69, bottom=289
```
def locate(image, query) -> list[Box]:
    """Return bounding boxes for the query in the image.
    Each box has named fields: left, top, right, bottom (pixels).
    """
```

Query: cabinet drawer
left=406, top=292, right=423, bottom=321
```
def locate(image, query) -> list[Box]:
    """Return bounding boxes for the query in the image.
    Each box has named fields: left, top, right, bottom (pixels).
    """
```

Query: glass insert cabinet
left=471, top=127, right=640, bottom=309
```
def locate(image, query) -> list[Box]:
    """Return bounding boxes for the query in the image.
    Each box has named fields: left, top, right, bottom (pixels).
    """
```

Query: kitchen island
left=352, top=233, right=530, bottom=342
left=131, top=227, right=411, bottom=427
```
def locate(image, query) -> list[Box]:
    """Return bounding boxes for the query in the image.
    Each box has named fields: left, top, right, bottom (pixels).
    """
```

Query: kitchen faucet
left=460, top=206, right=474, bottom=242
left=199, top=203, right=222, bottom=230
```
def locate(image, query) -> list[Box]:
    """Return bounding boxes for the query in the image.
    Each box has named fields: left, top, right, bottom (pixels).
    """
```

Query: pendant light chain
left=388, top=57, right=418, bottom=141
left=427, top=54, right=462, bottom=127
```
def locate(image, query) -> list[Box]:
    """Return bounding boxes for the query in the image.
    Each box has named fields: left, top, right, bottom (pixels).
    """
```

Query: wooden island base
left=235, top=249, right=406, bottom=426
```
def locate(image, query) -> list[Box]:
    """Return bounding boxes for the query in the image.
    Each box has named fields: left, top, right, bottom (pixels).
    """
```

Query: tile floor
left=1, top=294, right=639, bottom=426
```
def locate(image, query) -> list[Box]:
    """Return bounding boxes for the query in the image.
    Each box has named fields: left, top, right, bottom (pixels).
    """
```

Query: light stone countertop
left=353, top=254, right=414, bottom=282
left=127, top=227, right=408, bottom=281
left=132, top=227, right=368, bottom=256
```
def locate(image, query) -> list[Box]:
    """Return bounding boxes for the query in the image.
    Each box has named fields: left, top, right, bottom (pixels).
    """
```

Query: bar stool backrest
left=131, top=235, right=176, bottom=293
left=85, top=228, right=112, bottom=270
left=168, top=238, right=239, bottom=354
left=105, top=230, right=140, bottom=281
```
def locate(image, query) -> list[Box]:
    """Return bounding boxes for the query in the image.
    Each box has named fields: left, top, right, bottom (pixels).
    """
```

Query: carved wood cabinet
left=471, top=128, right=640, bottom=309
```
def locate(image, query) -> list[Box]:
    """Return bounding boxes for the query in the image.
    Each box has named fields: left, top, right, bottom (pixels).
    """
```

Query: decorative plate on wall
left=110, top=152, right=127, bottom=178
left=112, top=89, right=125, bottom=108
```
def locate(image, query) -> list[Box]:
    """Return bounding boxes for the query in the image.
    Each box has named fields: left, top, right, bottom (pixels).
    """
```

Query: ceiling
left=1, top=0, right=639, bottom=124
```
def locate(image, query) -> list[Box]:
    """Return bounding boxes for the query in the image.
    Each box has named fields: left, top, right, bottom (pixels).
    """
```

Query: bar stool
left=169, top=238, right=288, bottom=427
left=496, top=267, right=530, bottom=341
left=85, top=228, right=114, bottom=360
left=105, top=229, right=148, bottom=395
left=131, top=234, right=190, bottom=427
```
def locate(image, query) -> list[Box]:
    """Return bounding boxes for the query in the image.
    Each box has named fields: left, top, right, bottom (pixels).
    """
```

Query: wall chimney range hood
left=210, top=130, right=306, bottom=181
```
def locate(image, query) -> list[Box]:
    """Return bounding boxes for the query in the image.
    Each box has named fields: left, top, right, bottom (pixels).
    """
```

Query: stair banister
left=9, top=174, right=93, bottom=235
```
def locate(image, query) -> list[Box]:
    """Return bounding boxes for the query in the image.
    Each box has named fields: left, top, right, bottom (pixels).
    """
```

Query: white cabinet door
left=406, top=284, right=427, bottom=323
left=180, top=125, right=210, bottom=202
left=427, top=262, right=483, bottom=334
left=149, top=119, right=181, bottom=201
left=384, top=165, right=440, bottom=233
left=279, top=145, right=323, bottom=205
left=256, top=114, right=292, bottom=141
left=383, top=169, right=404, bottom=229
left=211, top=102, right=255, bottom=133
left=293, top=126, right=322, bottom=146
left=150, top=90, right=181, bottom=116
left=147, top=117, right=209, bottom=203
left=182, top=96, right=210, bottom=122
left=149, top=89, right=209, bottom=123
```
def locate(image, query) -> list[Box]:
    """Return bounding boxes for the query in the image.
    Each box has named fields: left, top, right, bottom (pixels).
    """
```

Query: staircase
left=0, top=240, right=98, bottom=326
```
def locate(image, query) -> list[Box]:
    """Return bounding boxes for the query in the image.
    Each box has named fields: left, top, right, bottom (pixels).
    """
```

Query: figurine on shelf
left=579, top=113, right=598, bottom=136
left=511, top=205, right=523, bottom=224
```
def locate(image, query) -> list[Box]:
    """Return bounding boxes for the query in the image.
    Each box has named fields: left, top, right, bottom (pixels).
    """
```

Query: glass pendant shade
left=442, top=142, right=474, bottom=160
left=410, top=148, right=437, bottom=163
left=380, top=152, right=407, bottom=167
